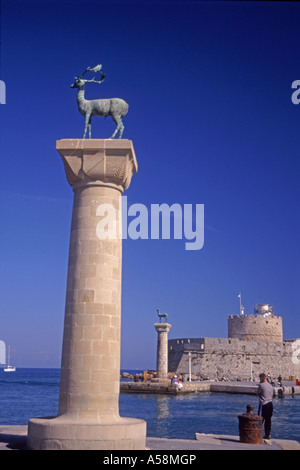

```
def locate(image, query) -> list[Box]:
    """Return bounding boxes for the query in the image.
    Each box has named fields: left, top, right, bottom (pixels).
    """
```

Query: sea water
left=0, top=368, right=299, bottom=442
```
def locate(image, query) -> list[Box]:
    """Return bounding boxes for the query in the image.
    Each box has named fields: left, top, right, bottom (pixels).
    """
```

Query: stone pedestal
left=27, top=139, right=146, bottom=450
left=154, top=322, right=172, bottom=382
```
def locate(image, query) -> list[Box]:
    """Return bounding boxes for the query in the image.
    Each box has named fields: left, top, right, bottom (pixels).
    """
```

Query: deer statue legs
left=83, top=113, right=125, bottom=139
left=83, top=114, right=92, bottom=139
left=110, top=114, right=125, bottom=139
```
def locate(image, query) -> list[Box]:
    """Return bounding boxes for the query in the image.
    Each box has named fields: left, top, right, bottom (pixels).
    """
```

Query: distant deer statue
left=157, top=309, right=168, bottom=323
left=70, top=64, right=129, bottom=139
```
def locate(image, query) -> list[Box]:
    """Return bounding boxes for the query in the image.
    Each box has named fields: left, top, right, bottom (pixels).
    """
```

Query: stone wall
left=168, top=337, right=300, bottom=381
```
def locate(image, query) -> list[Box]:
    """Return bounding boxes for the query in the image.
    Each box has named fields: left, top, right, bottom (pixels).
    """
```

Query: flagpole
left=238, top=292, right=241, bottom=316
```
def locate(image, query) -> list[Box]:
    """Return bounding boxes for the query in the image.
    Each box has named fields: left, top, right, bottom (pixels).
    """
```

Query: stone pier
left=27, top=139, right=146, bottom=450
left=154, top=322, right=172, bottom=381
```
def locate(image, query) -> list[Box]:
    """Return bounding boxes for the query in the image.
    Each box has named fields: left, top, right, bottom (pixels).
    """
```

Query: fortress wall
left=228, top=314, right=283, bottom=342
left=168, top=338, right=300, bottom=381
left=168, top=338, right=204, bottom=372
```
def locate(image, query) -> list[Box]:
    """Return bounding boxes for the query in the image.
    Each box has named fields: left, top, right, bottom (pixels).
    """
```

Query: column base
left=27, top=415, right=146, bottom=450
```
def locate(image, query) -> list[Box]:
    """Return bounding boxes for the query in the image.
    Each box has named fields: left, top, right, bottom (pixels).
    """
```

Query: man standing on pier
left=257, top=373, right=274, bottom=440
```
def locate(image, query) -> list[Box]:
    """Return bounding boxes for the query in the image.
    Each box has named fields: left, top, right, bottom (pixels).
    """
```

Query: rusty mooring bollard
left=238, top=404, right=263, bottom=444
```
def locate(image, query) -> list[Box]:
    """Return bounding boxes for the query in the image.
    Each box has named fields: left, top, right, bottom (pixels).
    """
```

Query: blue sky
left=0, top=0, right=299, bottom=369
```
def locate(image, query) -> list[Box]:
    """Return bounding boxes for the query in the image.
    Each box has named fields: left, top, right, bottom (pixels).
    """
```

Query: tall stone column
left=154, top=322, right=172, bottom=381
left=27, top=139, right=146, bottom=450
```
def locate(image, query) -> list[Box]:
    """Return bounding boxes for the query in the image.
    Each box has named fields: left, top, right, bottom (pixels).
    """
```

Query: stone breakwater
left=120, top=380, right=300, bottom=396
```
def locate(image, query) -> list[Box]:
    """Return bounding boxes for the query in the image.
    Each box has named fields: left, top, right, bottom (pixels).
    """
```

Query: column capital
left=56, top=139, right=138, bottom=193
left=154, top=322, right=172, bottom=333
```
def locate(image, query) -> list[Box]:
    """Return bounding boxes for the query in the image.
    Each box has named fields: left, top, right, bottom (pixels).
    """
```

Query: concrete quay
left=120, top=380, right=300, bottom=396
left=0, top=425, right=299, bottom=451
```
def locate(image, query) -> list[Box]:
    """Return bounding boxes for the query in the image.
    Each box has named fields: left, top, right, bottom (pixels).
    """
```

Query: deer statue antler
left=75, top=68, right=90, bottom=80
left=83, top=74, right=106, bottom=84
left=86, top=64, right=105, bottom=83
left=76, top=64, right=103, bottom=80
left=87, top=64, right=103, bottom=73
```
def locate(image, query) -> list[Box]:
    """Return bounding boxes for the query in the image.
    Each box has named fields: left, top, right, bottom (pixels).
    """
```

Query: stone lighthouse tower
left=228, top=304, right=283, bottom=342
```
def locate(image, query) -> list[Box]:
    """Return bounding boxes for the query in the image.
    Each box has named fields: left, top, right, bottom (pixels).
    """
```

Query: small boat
left=4, top=345, right=16, bottom=372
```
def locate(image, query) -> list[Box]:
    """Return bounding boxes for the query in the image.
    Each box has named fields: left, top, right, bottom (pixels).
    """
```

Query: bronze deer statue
left=70, top=64, right=129, bottom=139
left=157, top=309, right=168, bottom=323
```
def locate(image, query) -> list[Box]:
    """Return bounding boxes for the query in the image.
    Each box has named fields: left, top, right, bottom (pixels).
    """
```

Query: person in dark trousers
left=257, top=373, right=274, bottom=440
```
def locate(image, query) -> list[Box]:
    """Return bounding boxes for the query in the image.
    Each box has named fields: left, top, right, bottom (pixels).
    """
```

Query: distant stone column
left=154, top=322, right=172, bottom=381
left=27, top=139, right=146, bottom=450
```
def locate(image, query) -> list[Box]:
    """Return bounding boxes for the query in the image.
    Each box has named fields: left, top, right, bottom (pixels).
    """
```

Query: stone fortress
left=168, top=303, right=300, bottom=381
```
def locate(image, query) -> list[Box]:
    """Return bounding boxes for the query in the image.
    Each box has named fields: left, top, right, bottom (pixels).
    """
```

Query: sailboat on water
left=4, top=345, right=16, bottom=372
